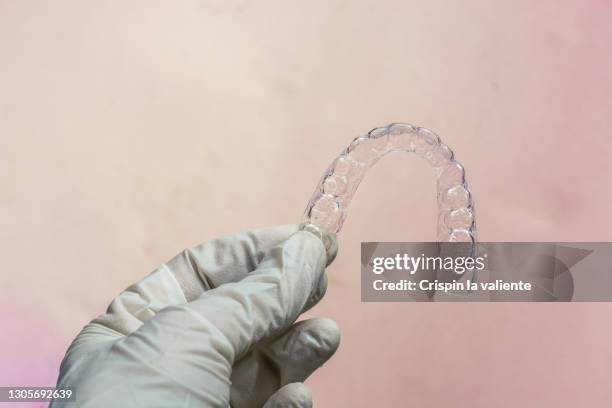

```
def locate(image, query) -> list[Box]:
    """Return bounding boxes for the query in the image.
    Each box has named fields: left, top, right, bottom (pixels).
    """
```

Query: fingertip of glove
left=322, top=231, right=338, bottom=266
left=298, top=226, right=338, bottom=266
left=313, top=317, right=341, bottom=349
left=287, top=383, right=313, bottom=406
left=293, top=318, right=341, bottom=358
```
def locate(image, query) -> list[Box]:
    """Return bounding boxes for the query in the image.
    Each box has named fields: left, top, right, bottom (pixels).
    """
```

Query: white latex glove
left=51, top=225, right=339, bottom=407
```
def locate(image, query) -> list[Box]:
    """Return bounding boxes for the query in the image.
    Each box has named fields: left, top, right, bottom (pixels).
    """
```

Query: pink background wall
left=1, top=1, right=611, bottom=406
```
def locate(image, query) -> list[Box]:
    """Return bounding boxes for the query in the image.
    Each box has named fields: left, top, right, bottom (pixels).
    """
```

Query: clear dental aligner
left=301, top=123, right=477, bottom=243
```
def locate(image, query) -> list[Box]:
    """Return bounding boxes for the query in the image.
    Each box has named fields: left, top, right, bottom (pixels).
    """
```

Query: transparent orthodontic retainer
left=300, top=123, right=477, bottom=244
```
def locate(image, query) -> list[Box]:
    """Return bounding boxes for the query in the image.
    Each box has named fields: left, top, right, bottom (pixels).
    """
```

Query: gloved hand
left=51, top=225, right=340, bottom=407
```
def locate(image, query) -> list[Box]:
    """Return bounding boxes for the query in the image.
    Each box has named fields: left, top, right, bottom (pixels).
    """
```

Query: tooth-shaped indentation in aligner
left=301, top=123, right=477, bottom=243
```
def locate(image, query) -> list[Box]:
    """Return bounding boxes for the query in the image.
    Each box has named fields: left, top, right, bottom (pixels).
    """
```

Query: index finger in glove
left=167, top=224, right=307, bottom=300
left=80, top=226, right=336, bottom=339
left=91, top=225, right=316, bottom=337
